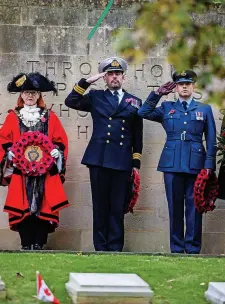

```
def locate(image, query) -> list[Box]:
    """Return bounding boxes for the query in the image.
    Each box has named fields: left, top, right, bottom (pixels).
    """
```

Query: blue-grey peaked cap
left=98, top=57, right=128, bottom=73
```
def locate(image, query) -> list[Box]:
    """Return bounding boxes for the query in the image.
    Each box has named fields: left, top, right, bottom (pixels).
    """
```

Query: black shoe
left=21, top=246, right=31, bottom=250
left=33, top=244, right=43, bottom=250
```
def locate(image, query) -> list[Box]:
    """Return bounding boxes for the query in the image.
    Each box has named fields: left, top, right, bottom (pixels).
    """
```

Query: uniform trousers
left=17, top=215, right=49, bottom=248
left=164, top=172, right=202, bottom=254
left=89, top=166, right=131, bottom=252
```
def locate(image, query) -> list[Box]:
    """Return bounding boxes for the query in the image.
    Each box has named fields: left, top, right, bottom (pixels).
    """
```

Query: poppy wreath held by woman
left=194, top=169, right=219, bottom=214
left=10, top=131, right=54, bottom=176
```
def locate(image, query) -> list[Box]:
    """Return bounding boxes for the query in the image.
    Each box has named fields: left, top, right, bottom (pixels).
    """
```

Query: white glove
left=50, top=148, right=59, bottom=159
left=7, top=150, right=15, bottom=161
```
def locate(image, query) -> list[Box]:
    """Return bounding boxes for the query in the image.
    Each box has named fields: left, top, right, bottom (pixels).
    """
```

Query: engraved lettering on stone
left=46, top=61, right=56, bottom=76
left=63, top=61, right=73, bottom=77
left=27, top=61, right=40, bottom=73
left=78, top=126, right=89, bottom=139
left=151, top=65, right=163, bottom=77
left=134, top=64, right=145, bottom=79
left=147, top=85, right=160, bottom=91
left=170, top=65, right=175, bottom=77
left=47, top=104, right=60, bottom=116
left=80, top=63, right=92, bottom=76
left=59, top=104, right=70, bottom=118
left=77, top=111, right=89, bottom=118
left=194, top=91, right=203, bottom=100
left=49, top=104, right=54, bottom=110
left=57, top=83, right=67, bottom=91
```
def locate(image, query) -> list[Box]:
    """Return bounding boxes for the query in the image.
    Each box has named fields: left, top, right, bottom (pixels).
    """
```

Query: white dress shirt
left=109, top=88, right=124, bottom=104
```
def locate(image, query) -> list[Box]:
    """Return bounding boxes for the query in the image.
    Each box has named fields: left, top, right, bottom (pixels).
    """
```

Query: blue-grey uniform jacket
left=65, top=78, right=143, bottom=171
left=138, top=92, right=217, bottom=174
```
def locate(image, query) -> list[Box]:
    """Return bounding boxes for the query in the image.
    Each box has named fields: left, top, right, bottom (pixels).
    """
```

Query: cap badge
left=15, top=75, right=26, bottom=87
left=111, top=60, right=120, bottom=67
left=181, top=71, right=186, bottom=76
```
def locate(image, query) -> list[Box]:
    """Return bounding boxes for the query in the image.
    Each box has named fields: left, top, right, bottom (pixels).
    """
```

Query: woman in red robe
left=0, top=72, right=69, bottom=250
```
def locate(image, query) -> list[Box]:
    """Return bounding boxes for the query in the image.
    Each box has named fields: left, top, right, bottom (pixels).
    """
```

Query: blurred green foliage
left=115, top=0, right=225, bottom=107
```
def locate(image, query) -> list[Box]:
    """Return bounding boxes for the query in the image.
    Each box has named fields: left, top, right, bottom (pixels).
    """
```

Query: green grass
left=0, top=253, right=225, bottom=303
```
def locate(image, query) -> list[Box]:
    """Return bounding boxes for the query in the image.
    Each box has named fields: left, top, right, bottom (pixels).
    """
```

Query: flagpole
left=36, top=271, right=39, bottom=296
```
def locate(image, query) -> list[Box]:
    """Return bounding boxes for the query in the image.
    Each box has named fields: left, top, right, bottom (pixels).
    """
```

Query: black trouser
left=17, top=215, right=49, bottom=248
left=89, top=166, right=131, bottom=252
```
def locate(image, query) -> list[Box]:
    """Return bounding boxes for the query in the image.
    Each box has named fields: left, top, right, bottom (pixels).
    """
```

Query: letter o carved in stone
left=151, top=65, right=163, bottom=77
left=80, top=63, right=92, bottom=75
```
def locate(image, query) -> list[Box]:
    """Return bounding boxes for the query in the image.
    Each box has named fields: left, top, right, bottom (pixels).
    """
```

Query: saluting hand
left=156, top=81, right=176, bottom=96
left=86, top=72, right=106, bottom=84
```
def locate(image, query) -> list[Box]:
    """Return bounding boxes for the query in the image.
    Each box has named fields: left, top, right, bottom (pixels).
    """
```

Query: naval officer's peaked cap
left=98, top=57, right=128, bottom=73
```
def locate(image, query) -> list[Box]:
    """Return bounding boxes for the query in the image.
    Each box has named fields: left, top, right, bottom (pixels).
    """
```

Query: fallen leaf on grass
left=200, top=282, right=205, bottom=286
left=167, top=279, right=175, bottom=283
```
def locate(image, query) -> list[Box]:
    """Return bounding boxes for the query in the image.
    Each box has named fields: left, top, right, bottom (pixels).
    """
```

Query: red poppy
left=11, top=131, right=54, bottom=176
left=194, top=169, right=219, bottom=213
left=125, top=169, right=141, bottom=214
left=40, top=117, right=46, bottom=123
left=169, top=109, right=176, bottom=115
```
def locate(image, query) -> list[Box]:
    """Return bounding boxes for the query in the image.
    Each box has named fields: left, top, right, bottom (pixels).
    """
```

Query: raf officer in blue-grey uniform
left=138, top=70, right=216, bottom=254
left=65, top=57, right=143, bottom=251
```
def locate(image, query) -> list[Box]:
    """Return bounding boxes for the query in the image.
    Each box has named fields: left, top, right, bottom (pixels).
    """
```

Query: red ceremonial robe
left=0, top=110, right=69, bottom=230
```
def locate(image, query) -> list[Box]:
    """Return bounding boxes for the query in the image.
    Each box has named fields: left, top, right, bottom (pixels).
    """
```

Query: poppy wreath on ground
left=194, top=169, right=219, bottom=214
left=126, top=169, right=141, bottom=214
left=10, top=131, right=54, bottom=176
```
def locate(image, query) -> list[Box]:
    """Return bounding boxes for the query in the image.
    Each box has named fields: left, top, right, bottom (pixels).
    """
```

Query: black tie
left=182, top=101, right=188, bottom=111
left=113, top=90, right=119, bottom=105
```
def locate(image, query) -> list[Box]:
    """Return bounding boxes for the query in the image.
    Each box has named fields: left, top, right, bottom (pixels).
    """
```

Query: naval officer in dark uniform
left=138, top=70, right=216, bottom=254
left=65, top=57, right=143, bottom=251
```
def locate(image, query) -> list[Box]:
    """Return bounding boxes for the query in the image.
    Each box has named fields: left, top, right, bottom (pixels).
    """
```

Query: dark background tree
left=115, top=0, right=225, bottom=107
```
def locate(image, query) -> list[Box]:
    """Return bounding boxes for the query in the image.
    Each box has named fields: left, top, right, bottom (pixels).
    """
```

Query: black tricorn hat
left=7, top=72, right=57, bottom=94
left=172, top=70, right=197, bottom=83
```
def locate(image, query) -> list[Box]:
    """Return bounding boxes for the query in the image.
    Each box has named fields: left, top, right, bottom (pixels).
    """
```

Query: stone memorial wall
left=0, top=0, right=224, bottom=253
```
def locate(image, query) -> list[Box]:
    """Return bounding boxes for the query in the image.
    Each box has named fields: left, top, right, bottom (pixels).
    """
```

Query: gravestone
left=0, top=276, right=6, bottom=301
left=205, top=282, right=225, bottom=304
left=66, top=273, right=153, bottom=304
